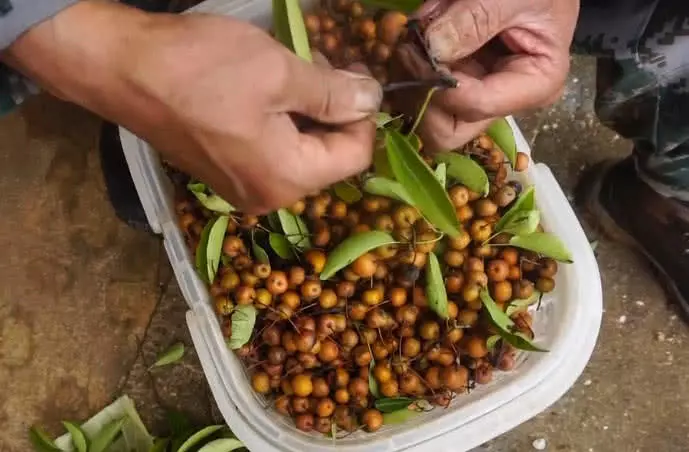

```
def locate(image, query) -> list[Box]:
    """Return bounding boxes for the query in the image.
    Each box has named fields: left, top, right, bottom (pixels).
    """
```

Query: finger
left=417, top=105, right=495, bottom=153
left=425, top=0, right=519, bottom=63
left=410, top=0, right=451, bottom=22
left=285, top=57, right=383, bottom=124
left=434, top=55, right=568, bottom=120
left=298, top=116, right=376, bottom=187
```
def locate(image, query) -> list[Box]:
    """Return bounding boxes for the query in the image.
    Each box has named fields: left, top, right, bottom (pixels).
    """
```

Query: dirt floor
left=1, top=55, right=688, bottom=452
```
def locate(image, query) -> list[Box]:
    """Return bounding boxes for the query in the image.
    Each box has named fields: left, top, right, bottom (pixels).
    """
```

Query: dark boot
left=576, top=157, right=689, bottom=318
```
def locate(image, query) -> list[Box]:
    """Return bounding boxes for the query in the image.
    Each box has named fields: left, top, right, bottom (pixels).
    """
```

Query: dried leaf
left=359, top=0, right=423, bottom=14
left=505, top=291, right=541, bottom=317
left=28, top=426, right=61, bottom=452
left=177, top=425, right=225, bottom=452
left=509, top=232, right=573, bottom=263
left=228, top=305, right=257, bottom=350
left=197, top=438, right=244, bottom=452
left=434, top=163, right=447, bottom=187
left=382, top=408, right=421, bottom=425
left=495, top=186, right=535, bottom=231
left=277, top=209, right=311, bottom=251
left=206, top=216, right=230, bottom=283
left=89, top=417, right=127, bottom=452
left=363, top=176, right=414, bottom=205
left=187, top=182, right=235, bottom=214
left=320, top=231, right=396, bottom=280
left=480, top=290, right=548, bottom=352
left=268, top=232, right=294, bottom=259
left=425, top=253, right=449, bottom=319
left=486, top=118, right=517, bottom=167
left=435, top=153, right=489, bottom=196
left=374, top=397, right=416, bottom=413
left=386, top=129, right=460, bottom=237
left=500, top=210, right=540, bottom=236
left=333, top=181, right=363, bottom=204
left=251, top=232, right=270, bottom=264
left=150, top=342, right=185, bottom=369
left=195, top=220, right=214, bottom=283
left=272, top=0, right=311, bottom=61
left=369, top=359, right=380, bottom=399
left=486, top=335, right=501, bottom=351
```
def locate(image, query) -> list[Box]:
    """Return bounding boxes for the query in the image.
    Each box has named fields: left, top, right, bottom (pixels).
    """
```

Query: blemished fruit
left=172, top=2, right=567, bottom=439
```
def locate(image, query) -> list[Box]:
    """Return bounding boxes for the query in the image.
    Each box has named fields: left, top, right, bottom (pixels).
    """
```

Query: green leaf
left=228, top=305, right=257, bottom=349
left=177, top=425, right=225, bottom=452
left=480, top=290, right=548, bottom=352
left=435, top=153, right=489, bottom=196
left=486, top=335, right=501, bottom=351
left=268, top=233, right=294, bottom=259
left=277, top=209, right=311, bottom=251
left=333, top=181, right=363, bottom=204
left=495, top=186, right=536, bottom=231
left=251, top=232, right=270, bottom=264
left=197, top=438, right=244, bottom=452
left=195, top=220, right=214, bottom=284
left=62, top=422, right=88, bottom=452
left=363, top=176, right=414, bottom=205
left=425, top=253, right=449, bottom=319
left=505, top=291, right=541, bottom=317
left=486, top=118, right=517, bottom=167
left=375, top=397, right=415, bottom=413
left=408, top=133, right=422, bottom=151
left=149, top=438, right=170, bottom=452
left=359, top=0, right=423, bottom=14
left=187, top=182, right=235, bottom=214
left=382, top=408, right=421, bottom=425
left=386, top=129, right=460, bottom=237
left=373, top=144, right=394, bottom=178
left=509, top=232, right=573, bottom=263
left=500, top=210, right=540, bottom=236
left=150, top=342, right=185, bottom=369
left=434, top=163, right=447, bottom=188
left=272, top=0, right=311, bottom=61
left=369, top=359, right=380, bottom=399
left=375, top=112, right=403, bottom=129
left=89, top=417, right=127, bottom=452
left=266, top=212, right=281, bottom=231
left=207, top=216, right=230, bottom=283
left=29, top=426, right=61, bottom=452
left=320, top=231, right=396, bottom=280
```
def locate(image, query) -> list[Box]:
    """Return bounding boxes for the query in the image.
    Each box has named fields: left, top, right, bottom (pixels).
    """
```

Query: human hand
left=4, top=1, right=382, bottom=213
left=394, top=0, right=579, bottom=152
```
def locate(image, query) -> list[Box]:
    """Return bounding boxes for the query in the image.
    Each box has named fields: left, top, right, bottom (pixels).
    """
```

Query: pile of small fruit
left=172, top=0, right=572, bottom=439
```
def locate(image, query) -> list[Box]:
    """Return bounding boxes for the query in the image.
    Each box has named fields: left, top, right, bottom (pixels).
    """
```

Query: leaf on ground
left=333, top=181, right=363, bottom=204
left=89, top=417, right=127, bottom=452
left=480, top=290, right=548, bottom=352
left=320, top=231, right=396, bottom=280
left=363, top=176, right=414, bottom=205
left=206, top=216, right=230, bottom=283
left=509, top=232, right=573, bottom=263
left=425, top=253, right=449, bottom=319
left=197, top=438, right=245, bottom=452
left=495, top=186, right=535, bottom=231
left=486, top=118, right=517, bottom=167
left=28, top=426, right=61, bottom=452
left=268, top=232, right=295, bottom=259
left=374, top=397, right=416, bottom=413
left=228, top=305, right=257, bottom=350
left=435, top=153, right=489, bottom=196
left=386, top=129, right=460, bottom=237
left=277, top=209, right=312, bottom=251
left=150, top=342, right=185, bottom=369
left=177, top=425, right=225, bottom=452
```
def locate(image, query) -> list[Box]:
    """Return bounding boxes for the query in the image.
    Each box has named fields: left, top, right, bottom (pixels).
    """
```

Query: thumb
left=425, top=0, right=514, bottom=63
left=287, top=59, right=383, bottom=124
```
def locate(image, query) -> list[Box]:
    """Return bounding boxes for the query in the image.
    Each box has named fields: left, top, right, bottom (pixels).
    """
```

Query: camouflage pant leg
left=573, top=0, right=689, bottom=200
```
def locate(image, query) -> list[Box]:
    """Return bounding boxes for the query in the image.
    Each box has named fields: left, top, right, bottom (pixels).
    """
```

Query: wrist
left=2, top=0, right=152, bottom=117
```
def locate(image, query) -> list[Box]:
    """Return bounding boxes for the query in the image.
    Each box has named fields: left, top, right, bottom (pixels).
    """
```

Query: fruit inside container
left=168, top=0, right=574, bottom=440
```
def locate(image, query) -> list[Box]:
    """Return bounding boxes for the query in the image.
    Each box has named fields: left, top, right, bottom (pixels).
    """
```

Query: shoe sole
left=580, top=159, right=689, bottom=320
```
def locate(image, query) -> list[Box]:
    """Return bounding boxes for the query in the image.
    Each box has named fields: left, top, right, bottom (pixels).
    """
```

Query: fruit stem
left=409, top=86, right=438, bottom=137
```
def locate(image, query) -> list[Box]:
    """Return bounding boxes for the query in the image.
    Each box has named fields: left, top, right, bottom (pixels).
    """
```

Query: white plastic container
left=118, top=1, right=603, bottom=450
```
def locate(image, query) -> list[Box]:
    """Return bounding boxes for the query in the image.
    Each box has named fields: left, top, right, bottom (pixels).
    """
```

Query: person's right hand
left=3, top=1, right=382, bottom=213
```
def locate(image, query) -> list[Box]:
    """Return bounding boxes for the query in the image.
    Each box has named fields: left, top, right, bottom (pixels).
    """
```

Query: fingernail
left=340, top=70, right=383, bottom=113
left=427, top=18, right=460, bottom=62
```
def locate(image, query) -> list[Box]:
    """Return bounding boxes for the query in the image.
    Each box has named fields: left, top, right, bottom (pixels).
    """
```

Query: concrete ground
left=1, top=55, right=688, bottom=452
